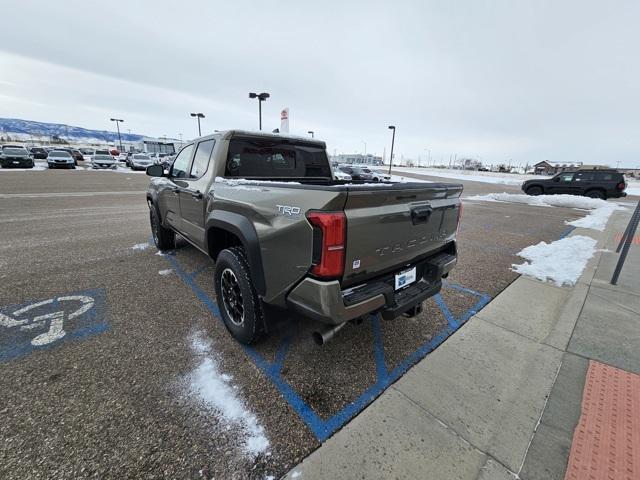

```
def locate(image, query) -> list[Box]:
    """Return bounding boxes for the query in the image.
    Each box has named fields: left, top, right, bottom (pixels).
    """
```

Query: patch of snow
left=188, top=333, right=270, bottom=458
left=626, top=180, right=640, bottom=196
left=215, top=176, right=301, bottom=186
left=512, top=235, right=597, bottom=286
left=394, top=167, right=549, bottom=186
left=131, top=242, right=149, bottom=251
left=158, top=269, right=172, bottom=276
left=390, top=174, right=431, bottom=183
left=466, top=193, right=625, bottom=231
left=291, top=471, right=302, bottom=479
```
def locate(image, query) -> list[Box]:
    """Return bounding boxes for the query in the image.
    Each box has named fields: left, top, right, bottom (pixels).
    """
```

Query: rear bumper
left=287, top=248, right=457, bottom=325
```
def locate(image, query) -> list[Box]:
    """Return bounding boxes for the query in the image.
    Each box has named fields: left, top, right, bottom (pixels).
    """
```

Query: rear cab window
left=224, top=136, right=332, bottom=180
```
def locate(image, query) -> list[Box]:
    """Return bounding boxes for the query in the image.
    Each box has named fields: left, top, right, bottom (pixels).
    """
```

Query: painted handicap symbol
left=0, top=289, right=107, bottom=362
left=0, top=295, right=94, bottom=346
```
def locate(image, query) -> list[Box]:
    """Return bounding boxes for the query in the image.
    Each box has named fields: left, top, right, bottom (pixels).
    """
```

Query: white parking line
left=0, top=191, right=145, bottom=198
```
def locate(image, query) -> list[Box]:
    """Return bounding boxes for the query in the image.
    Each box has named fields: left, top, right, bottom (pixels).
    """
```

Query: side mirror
left=553, top=176, right=560, bottom=182
left=146, top=164, right=165, bottom=177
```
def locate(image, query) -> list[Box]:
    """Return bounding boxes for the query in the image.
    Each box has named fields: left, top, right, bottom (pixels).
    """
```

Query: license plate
left=13, top=161, right=19, bottom=164
left=395, top=267, right=417, bottom=290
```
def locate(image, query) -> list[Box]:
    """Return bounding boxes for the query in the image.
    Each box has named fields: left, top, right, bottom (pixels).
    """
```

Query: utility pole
left=110, top=118, right=124, bottom=152
left=190, top=113, right=205, bottom=136
left=249, top=92, right=270, bottom=130
left=387, top=126, right=396, bottom=175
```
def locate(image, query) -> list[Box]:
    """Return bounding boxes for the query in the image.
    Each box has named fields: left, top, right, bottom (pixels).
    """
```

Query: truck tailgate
left=341, top=182, right=462, bottom=287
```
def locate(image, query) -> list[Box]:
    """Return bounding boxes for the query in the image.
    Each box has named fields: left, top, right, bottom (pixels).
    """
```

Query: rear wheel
left=526, top=185, right=543, bottom=196
left=585, top=189, right=605, bottom=200
left=214, top=247, right=265, bottom=345
left=149, top=206, right=175, bottom=251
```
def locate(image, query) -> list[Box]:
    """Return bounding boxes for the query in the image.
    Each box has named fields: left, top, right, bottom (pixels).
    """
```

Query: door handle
left=410, top=206, right=433, bottom=225
left=191, top=191, right=203, bottom=200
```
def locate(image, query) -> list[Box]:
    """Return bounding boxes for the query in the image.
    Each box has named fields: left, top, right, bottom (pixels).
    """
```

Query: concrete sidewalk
left=284, top=207, right=640, bottom=480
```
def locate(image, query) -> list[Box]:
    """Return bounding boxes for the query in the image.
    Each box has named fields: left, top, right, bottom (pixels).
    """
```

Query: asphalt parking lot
left=0, top=167, right=586, bottom=479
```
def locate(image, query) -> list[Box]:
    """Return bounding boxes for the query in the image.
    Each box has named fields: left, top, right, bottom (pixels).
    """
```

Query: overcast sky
left=1, top=0, right=638, bottom=167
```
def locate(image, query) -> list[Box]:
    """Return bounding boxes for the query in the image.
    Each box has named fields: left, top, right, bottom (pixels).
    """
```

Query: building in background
left=332, top=153, right=383, bottom=166
left=533, top=160, right=583, bottom=175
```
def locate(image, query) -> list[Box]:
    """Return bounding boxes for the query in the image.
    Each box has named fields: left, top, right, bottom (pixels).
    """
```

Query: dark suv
left=522, top=169, right=627, bottom=199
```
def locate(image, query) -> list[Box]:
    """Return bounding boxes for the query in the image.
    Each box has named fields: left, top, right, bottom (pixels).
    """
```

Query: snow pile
left=158, top=269, right=172, bottom=276
left=394, top=167, right=549, bottom=186
left=627, top=179, right=640, bottom=196
left=188, top=334, right=270, bottom=457
left=466, top=193, right=625, bottom=231
left=215, top=176, right=301, bottom=186
left=512, top=235, right=597, bottom=286
left=131, top=243, right=149, bottom=251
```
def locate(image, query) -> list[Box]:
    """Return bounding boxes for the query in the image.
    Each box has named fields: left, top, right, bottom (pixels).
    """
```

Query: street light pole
left=307, top=130, right=314, bottom=138
left=249, top=92, right=270, bottom=130
left=190, top=113, right=205, bottom=137
left=110, top=118, right=124, bottom=152
left=387, top=126, right=396, bottom=175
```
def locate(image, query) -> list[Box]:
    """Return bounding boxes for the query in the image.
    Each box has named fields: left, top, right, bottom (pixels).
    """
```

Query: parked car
left=54, top=148, right=82, bottom=165
left=362, top=168, right=391, bottom=182
left=29, top=147, right=48, bottom=159
left=91, top=153, right=118, bottom=169
left=130, top=154, right=154, bottom=171
left=80, top=148, right=96, bottom=162
left=146, top=130, right=462, bottom=345
left=47, top=150, right=76, bottom=169
left=339, top=165, right=374, bottom=181
left=333, top=169, right=352, bottom=181
left=522, top=169, right=627, bottom=199
left=0, top=146, right=34, bottom=168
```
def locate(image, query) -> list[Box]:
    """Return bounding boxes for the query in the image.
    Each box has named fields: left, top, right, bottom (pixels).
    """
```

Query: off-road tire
left=214, top=247, right=265, bottom=345
left=585, top=189, right=606, bottom=200
left=526, top=185, right=543, bottom=196
left=149, top=206, right=175, bottom=251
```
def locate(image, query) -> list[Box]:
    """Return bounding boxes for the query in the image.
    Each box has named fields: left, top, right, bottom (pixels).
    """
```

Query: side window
left=558, top=173, right=574, bottom=182
left=170, top=144, right=194, bottom=179
left=574, top=172, right=594, bottom=182
left=190, top=140, right=215, bottom=179
left=595, top=172, right=614, bottom=181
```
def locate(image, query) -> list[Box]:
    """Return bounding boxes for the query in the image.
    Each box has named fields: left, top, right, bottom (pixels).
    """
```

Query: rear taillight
left=307, top=211, right=346, bottom=279
left=617, top=182, right=626, bottom=190
left=456, top=201, right=463, bottom=237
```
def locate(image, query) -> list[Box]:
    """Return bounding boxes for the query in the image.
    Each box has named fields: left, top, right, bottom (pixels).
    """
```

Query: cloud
left=0, top=0, right=638, bottom=167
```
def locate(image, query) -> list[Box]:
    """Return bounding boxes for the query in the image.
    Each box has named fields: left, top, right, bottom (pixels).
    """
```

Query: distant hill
left=0, top=117, right=147, bottom=143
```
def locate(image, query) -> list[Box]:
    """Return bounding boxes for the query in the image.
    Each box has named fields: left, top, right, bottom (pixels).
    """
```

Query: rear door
left=547, top=172, right=576, bottom=194
left=572, top=171, right=595, bottom=194
left=178, top=139, right=216, bottom=247
left=157, top=143, right=194, bottom=231
left=341, top=184, right=462, bottom=287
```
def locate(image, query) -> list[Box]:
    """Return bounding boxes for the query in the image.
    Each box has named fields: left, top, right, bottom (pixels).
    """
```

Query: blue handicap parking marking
left=163, top=252, right=491, bottom=442
left=0, top=288, right=108, bottom=362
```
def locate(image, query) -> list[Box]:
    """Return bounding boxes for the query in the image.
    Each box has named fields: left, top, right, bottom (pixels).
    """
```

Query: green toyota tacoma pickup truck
left=146, top=130, right=462, bottom=345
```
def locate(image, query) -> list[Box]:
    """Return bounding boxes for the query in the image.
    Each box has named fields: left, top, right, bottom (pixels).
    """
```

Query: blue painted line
left=370, top=315, right=388, bottom=383
left=271, top=334, right=292, bottom=375
left=558, top=225, right=576, bottom=239
left=442, top=281, right=485, bottom=297
left=433, top=293, right=459, bottom=329
left=163, top=250, right=493, bottom=444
